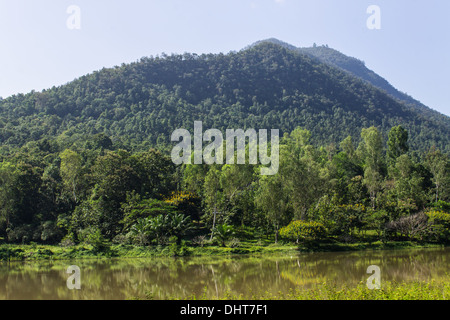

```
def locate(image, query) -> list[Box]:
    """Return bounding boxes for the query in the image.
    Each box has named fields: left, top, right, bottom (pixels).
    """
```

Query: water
left=0, top=247, right=449, bottom=300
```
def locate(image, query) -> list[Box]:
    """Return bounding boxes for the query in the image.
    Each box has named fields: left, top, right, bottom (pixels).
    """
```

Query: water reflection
left=0, top=247, right=449, bottom=300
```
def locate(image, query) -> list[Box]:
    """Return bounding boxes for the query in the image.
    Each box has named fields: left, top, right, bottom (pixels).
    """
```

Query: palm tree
left=213, top=224, right=234, bottom=247
left=130, top=218, right=150, bottom=246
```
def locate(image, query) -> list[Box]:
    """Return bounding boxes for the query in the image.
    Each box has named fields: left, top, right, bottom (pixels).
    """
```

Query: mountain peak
left=246, top=38, right=448, bottom=123
left=0, top=39, right=448, bottom=154
left=248, top=38, right=299, bottom=51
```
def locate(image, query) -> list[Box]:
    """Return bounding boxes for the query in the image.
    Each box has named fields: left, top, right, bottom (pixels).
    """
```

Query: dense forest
left=0, top=124, right=449, bottom=248
left=0, top=41, right=449, bottom=249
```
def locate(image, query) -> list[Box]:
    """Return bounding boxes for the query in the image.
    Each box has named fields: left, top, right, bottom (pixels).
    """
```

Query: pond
left=0, top=247, right=449, bottom=300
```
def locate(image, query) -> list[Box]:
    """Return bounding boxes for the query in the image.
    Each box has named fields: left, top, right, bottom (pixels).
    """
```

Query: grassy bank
left=173, top=280, right=450, bottom=300
left=0, top=238, right=445, bottom=261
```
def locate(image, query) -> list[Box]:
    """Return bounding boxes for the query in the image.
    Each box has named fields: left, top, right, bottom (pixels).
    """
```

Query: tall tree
left=387, top=125, right=409, bottom=167
left=0, top=162, right=18, bottom=234
left=340, top=135, right=356, bottom=160
left=425, top=147, right=449, bottom=202
left=203, top=166, right=224, bottom=240
left=255, top=173, right=290, bottom=243
left=60, top=149, right=83, bottom=203
left=359, top=127, right=385, bottom=208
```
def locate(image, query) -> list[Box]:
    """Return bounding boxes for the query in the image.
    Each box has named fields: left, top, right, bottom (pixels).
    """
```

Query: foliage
left=130, top=212, right=193, bottom=245
left=425, top=209, right=450, bottom=242
left=0, top=42, right=449, bottom=155
left=213, top=224, right=235, bottom=247
left=385, top=213, right=431, bottom=241
left=164, top=191, right=201, bottom=221
left=84, top=228, right=110, bottom=252
left=279, top=220, right=327, bottom=244
left=0, top=41, right=448, bottom=249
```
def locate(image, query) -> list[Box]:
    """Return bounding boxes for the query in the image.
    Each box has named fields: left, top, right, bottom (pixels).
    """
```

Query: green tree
left=90, top=150, right=140, bottom=239
left=213, top=224, right=234, bottom=247
left=359, top=127, right=385, bottom=208
left=391, top=154, right=426, bottom=207
left=387, top=125, right=409, bottom=167
left=0, top=162, right=18, bottom=234
left=60, top=149, right=83, bottom=203
left=281, top=127, right=326, bottom=219
left=425, top=147, right=449, bottom=202
left=255, top=173, right=290, bottom=243
left=203, top=166, right=224, bottom=240
left=340, top=135, right=356, bottom=160
left=279, top=220, right=327, bottom=244
left=220, top=164, right=256, bottom=226
left=132, top=149, right=176, bottom=199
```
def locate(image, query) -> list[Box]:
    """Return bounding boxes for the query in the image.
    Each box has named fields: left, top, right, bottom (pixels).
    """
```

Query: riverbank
left=0, top=239, right=445, bottom=261
left=175, top=280, right=450, bottom=300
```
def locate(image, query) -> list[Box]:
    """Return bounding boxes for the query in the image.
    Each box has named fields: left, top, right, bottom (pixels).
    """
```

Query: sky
left=0, top=0, right=449, bottom=116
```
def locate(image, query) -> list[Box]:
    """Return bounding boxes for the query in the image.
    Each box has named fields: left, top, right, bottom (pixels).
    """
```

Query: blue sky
left=0, top=0, right=449, bottom=116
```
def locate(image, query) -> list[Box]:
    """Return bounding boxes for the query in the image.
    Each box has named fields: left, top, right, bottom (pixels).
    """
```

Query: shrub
left=129, top=212, right=193, bottom=245
left=431, top=200, right=450, bottom=212
left=333, top=204, right=368, bottom=236
left=192, top=235, right=207, bottom=247
left=59, top=237, right=76, bottom=247
left=213, top=224, right=234, bottom=247
left=168, top=236, right=190, bottom=257
left=425, top=210, right=450, bottom=242
left=279, top=220, right=327, bottom=244
left=227, top=237, right=241, bottom=248
left=385, top=212, right=430, bottom=241
left=84, top=229, right=110, bottom=252
left=164, top=191, right=202, bottom=221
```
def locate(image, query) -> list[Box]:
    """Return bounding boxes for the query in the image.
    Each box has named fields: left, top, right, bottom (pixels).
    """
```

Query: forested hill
left=0, top=40, right=449, bottom=154
left=254, top=38, right=449, bottom=130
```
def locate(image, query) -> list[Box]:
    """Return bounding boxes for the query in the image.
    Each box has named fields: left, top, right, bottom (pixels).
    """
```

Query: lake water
left=0, top=247, right=449, bottom=300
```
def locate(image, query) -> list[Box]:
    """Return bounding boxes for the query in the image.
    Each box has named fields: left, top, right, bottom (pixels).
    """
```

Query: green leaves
left=60, top=149, right=83, bottom=203
left=279, top=220, right=327, bottom=244
left=130, top=212, right=193, bottom=245
left=212, top=224, right=234, bottom=247
left=387, top=125, right=409, bottom=166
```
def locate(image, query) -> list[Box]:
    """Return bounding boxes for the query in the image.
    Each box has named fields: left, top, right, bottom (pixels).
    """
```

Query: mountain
left=253, top=38, right=448, bottom=128
left=0, top=40, right=449, bottom=155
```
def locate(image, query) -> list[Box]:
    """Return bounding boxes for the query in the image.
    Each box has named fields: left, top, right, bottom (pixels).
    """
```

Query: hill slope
left=255, top=38, right=449, bottom=129
left=0, top=41, right=449, bottom=154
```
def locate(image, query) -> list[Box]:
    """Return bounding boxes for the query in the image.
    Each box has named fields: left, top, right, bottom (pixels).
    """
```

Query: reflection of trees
left=0, top=248, right=449, bottom=299
left=285, top=247, right=450, bottom=287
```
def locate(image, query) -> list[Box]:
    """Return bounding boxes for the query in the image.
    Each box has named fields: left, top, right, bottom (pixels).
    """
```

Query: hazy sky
left=0, top=0, right=449, bottom=116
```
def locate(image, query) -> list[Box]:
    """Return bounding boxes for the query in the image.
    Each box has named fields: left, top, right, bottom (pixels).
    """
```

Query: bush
left=333, top=204, right=368, bottom=236
left=425, top=210, right=450, bottom=242
left=84, top=229, right=110, bottom=252
left=279, top=220, right=327, bottom=244
left=129, top=212, right=193, bottom=245
left=59, top=237, right=76, bottom=247
left=227, top=237, right=241, bottom=248
left=431, top=200, right=450, bottom=212
left=6, top=225, right=33, bottom=244
left=0, top=247, right=24, bottom=261
left=191, top=235, right=207, bottom=247
left=385, top=212, right=430, bottom=241
left=168, top=236, right=190, bottom=257
left=213, top=224, right=234, bottom=247
left=39, top=221, right=64, bottom=243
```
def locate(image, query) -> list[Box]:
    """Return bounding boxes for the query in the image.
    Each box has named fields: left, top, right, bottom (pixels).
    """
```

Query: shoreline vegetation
left=1, top=103, right=449, bottom=270
left=0, top=237, right=446, bottom=262
left=173, top=280, right=450, bottom=300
